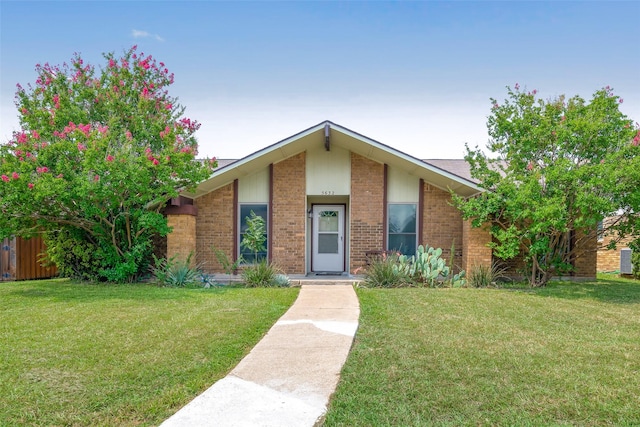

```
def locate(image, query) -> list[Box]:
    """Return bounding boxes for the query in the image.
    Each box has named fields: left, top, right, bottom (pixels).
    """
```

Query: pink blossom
left=26, top=152, right=32, bottom=158
left=126, top=130, right=132, bottom=140
left=147, top=155, right=155, bottom=161
left=97, top=124, right=108, bottom=135
left=12, top=172, right=19, bottom=180
left=56, top=174, right=63, bottom=179
left=514, top=83, right=520, bottom=90
left=527, top=162, right=534, bottom=171
left=145, top=147, right=152, bottom=155
left=532, top=89, right=537, bottom=95
left=94, top=174, right=100, bottom=182
left=28, top=183, right=34, bottom=189
left=52, top=94, right=60, bottom=109
left=165, top=103, right=172, bottom=110
left=106, top=155, right=114, bottom=162
left=152, top=158, right=159, bottom=166
left=36, top=166, right=49, bottom=174
left=77, top=143, right=86, bottom=151
left=619, top=98, right=624, bottom=104
left=109, top=58, right=116, bottom=68
left=1, top=175, right=9, bottom=182
left=32, top=131, right=40, bottom=140
left=17, top=132, right=27, bottom=144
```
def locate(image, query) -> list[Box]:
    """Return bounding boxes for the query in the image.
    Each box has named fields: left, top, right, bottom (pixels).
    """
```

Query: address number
left=321, top=190, right=335, bottom=195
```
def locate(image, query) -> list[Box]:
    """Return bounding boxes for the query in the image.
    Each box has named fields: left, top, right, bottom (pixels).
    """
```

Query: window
left=239, top=204, right=268, bottom=263
left=387, top=204, right=417, bottom=256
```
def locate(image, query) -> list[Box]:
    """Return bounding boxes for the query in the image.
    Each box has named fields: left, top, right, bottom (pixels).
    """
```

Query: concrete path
left=160, top=284, right=360, bottom=427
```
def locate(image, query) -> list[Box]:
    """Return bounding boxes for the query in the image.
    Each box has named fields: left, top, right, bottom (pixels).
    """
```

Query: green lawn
left=324, top=276, right=640, bottom=426
left=0, top=279, right=298, bottom=427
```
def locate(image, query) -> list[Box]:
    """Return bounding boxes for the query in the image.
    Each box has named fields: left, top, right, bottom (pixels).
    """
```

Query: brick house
left=165, top=120, right=595, bottom=279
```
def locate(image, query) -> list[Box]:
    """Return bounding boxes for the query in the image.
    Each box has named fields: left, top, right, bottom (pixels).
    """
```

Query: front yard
left=324, top=275, right=640, bottom=426
left=0, top=280, right=298, bottom=426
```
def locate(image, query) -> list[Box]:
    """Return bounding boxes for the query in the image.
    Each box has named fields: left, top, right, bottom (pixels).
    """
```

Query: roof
left=191, top=120, right=483, bottom=198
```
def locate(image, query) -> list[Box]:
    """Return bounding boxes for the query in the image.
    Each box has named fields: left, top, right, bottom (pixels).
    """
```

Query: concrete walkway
left=160, top=284, right=360, bottom=427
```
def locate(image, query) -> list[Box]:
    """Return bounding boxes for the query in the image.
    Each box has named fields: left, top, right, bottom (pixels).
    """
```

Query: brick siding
left=422, top=184, right=464, bottom=272
left=350, top=153, right=384, bottom=272
left=461, top=220, right=492, bottom=272
left=195, top=183, right=234, bottom=273
left=166, top=214, right=196, bottom=266
left=272, top=152, right=306, bottom=274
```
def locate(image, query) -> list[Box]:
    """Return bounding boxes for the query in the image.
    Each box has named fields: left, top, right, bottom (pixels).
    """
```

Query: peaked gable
left=190, top=120, right=483, bottom=198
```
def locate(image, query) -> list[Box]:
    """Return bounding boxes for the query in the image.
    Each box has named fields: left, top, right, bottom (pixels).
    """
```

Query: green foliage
left=467, top=263, right=509, bottom=288
left=151, top=253, right=202, bottom=288
left=363, top=245, right=465, bottom=288
left=240, top=211, right=267, bottom=262
left=629, top=239, right=640, bottom=279
left=453, top=85, right=640, bottom=287
left=364, top=254, right=411, bottom=288
left=0, top=47, right=214, bottom=282
left=242, top=260, right=285, bottom=287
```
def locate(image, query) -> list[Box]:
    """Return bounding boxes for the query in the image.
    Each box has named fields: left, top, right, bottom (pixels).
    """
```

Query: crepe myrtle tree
left=453, top=85, right=640, bottom=287
left=0, top=46, right=215, bottom=282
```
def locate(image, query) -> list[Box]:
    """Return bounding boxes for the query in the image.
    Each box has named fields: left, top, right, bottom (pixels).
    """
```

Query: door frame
left=310, top=203, right=346, bottom=273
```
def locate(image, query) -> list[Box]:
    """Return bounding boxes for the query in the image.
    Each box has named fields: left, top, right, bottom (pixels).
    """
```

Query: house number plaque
left=321, top=190, right=335, bottom=195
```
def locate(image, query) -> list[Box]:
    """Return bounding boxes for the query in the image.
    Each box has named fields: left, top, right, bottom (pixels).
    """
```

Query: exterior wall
left=573, top=230, right=597, bottom=278
left=167, top=214, right=196, bottom=266
left=597, top=219, right=635, bottom=272
left=461, top=220, right=492, bottom=272
left=272, top=152, right=307, bottom=274
left=306, top=144, right=350, bottom=196
left=350, top=153, right=384, bottom=272
left=195, top=182, right=235, bottom=273
left=422, top=184, right=464, bottom=271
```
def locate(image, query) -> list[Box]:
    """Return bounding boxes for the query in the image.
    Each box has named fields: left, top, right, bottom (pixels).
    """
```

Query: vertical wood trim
left=233, top=179, right=238, bottom=261
left=383, top=163, right=388, bottom=250
left=418, top=178, right=424, bottom=246
left=268, top=163, right=273, bottom=262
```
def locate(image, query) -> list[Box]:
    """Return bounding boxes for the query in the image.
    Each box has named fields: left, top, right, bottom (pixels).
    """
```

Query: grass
left=324, top=275, right=640, bottom=426
left=0, top=279, right=298, bottom=427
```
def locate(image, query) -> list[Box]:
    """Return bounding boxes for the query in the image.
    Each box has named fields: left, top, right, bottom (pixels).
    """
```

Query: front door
left=312, top=205, right=345, bottom=272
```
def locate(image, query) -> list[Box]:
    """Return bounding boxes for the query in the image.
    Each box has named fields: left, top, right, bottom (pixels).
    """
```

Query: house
left=164, top=120, right=596, bottom=279
left=597, top=216, right=636, bottom=274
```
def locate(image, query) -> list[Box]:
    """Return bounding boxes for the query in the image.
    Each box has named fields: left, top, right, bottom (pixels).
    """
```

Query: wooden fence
left=0, top=236, right=57, bottom=281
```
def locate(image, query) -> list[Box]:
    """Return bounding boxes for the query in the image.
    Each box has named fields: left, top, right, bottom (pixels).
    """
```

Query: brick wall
left=573, top=230, right=597, bottom=279
left=350, top=153, right=384, bottom=271
left=167, top=214, right=196, bottom=266
left=461, top=220, right=492, bottom=272
left=422, top=184, right=464, bottom=271
left=272, top=152, right=306, bottom=274
left=597, top=226, right=635, bottom=273
left=195, top=182, right=235, bottom=273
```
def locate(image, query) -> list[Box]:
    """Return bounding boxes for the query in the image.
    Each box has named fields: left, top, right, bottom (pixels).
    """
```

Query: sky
left=1, top=1, right=639, bottom=161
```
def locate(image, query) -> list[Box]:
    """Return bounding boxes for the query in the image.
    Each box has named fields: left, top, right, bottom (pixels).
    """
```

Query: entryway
left=311, top=205, right=345, bottom=273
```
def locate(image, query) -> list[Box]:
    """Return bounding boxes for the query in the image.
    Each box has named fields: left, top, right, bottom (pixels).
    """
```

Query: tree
left=0, top=47, right=215, bottom=282
left=453, top=85, right=640, bottom=287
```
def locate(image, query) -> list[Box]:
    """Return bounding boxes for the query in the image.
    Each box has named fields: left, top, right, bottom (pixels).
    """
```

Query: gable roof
left=190, top=120, right=483, bottom=198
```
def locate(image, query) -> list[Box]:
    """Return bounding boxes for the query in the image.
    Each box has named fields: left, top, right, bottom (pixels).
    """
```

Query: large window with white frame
left=239, top=203, right=268, bottom=263
left=387, top=203, right=417, bottom=256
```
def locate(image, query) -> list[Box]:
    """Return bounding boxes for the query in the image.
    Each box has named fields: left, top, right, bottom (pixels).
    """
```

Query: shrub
left=151, top=253, right=203, bottom=288
left=242, top=261, right=285, bottom=287
left=364, top=254, right=411, bottom=288
left=467, top=263, right=509, bottom=288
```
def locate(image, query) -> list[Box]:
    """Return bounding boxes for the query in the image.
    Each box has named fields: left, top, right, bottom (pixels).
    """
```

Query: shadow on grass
left=3, top=278, right=229, bottom=303
left=525, top=276, right=640, bottom=304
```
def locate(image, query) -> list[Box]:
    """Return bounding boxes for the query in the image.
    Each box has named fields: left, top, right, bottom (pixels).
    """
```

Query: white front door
left=312, top=205, right=345, bottom=272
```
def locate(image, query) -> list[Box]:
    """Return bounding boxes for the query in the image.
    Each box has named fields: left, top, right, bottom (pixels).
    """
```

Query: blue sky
left=1, top=1, right=639, bottom=160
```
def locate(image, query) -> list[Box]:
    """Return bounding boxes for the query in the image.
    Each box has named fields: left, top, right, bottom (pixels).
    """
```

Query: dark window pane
left=388, top=204, right=416, bottom=233
left=388, top=234, right=416, bottom=256
left=239, top=204, right=268, bottom=263
left=318, top=233, right=339, bottom=254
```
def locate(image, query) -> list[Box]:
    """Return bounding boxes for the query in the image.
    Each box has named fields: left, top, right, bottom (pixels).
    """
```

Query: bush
left=467, top=263, right=509, bottom=288
left=151, top=253, right=203, bottom=288
left=242, top=261, right=288, bottom=287
left=363, top=254, right=411, bottom=288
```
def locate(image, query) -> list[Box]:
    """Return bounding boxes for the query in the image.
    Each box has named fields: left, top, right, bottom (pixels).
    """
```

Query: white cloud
left=131, top=29, right=164, bottom=42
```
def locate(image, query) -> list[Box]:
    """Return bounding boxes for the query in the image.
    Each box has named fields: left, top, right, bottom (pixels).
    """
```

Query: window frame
left=386, top=203, right=418, bottom=256
left=238, top=203, right=269, bottom=264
